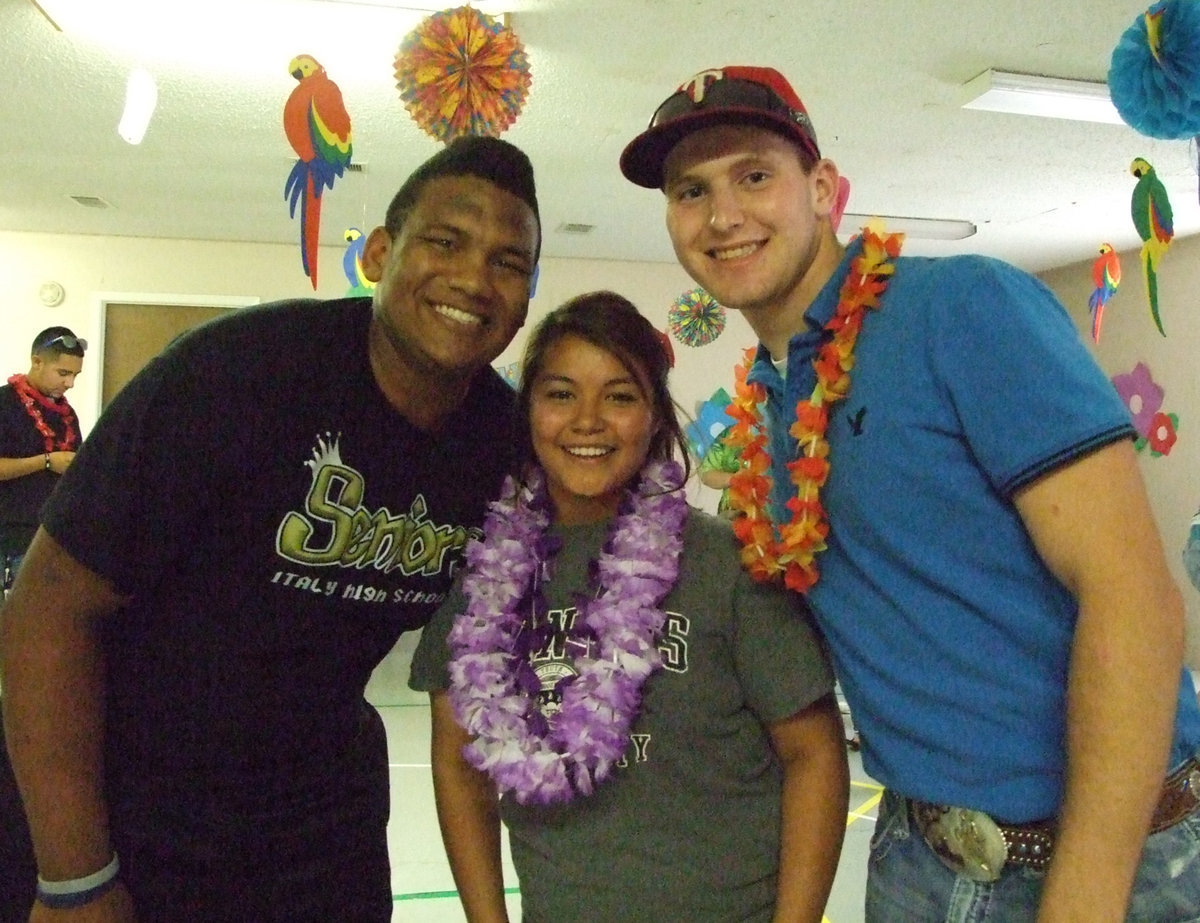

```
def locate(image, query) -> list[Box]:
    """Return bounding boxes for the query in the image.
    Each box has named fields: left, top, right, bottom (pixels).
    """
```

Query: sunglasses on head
left=38, top=334, right=88, bottom=353
left=650, top=77, right=802, bottom=130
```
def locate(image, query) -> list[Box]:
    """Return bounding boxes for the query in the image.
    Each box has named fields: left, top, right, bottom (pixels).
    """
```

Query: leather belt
left=909, top=753, right=1200, bottom=882
left=1150, top=754, right=1200, bottom=833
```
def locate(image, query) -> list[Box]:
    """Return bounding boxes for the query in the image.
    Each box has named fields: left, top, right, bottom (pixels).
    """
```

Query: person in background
left=1, top=136, right=540, bottom=923
left=0, top=327, right=84, bottom=922
left=410, top=291, right=848, bottom=923
left=0, top=327, right=85, bottom=594
left=621, top=64, right=1200, bottom=921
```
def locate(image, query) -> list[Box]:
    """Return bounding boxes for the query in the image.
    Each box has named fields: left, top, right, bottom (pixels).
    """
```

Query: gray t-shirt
left=410, top=509, right=834, bottom=922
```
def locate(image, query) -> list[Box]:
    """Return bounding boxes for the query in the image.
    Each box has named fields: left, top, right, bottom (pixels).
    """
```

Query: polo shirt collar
left=746, top=237, right=863, bottom=388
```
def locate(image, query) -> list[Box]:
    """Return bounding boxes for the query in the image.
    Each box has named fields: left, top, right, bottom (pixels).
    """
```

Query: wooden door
left=102, top=302, right=235, bottom=407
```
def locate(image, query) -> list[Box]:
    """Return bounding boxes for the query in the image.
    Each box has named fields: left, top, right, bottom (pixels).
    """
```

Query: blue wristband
left=36, top=852, right=120, bottom=910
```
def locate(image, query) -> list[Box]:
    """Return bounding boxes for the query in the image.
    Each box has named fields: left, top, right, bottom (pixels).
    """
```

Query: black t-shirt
left=0, top=383, right=76, bottom=553
left=43, top=297, right=517, bottom=846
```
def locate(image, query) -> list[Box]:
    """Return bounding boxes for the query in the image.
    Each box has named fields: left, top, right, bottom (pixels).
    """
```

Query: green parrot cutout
left=1130, top=157, right=1174, bottom=336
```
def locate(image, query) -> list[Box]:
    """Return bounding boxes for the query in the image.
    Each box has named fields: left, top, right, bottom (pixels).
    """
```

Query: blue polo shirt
left=750, top=242, right=1200, bottom=820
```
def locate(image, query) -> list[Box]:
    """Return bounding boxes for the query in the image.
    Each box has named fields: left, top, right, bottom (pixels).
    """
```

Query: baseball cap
left=620, top=66, right=821, bottom=190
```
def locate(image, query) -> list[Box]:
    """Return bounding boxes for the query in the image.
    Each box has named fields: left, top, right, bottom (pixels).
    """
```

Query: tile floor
left=369, top=631, right=879, bottom=923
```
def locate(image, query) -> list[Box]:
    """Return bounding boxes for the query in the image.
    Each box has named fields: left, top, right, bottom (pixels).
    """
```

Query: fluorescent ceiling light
left=841, top=214, right=977, bottom=241
left=961, top=69, right=1123, bottom=125
left=117, top=66, right=156, bottom=144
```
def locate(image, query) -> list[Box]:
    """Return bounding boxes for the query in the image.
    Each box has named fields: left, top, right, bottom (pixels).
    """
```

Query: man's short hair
left=383, top=136, right=541, bottom=261
left=32, top=327, right=87, bottom=359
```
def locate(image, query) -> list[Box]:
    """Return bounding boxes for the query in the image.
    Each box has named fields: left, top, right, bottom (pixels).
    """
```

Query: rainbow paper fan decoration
left=395, top=6, right=532, bottom=143
left=668, top=288, right=727, bottom=348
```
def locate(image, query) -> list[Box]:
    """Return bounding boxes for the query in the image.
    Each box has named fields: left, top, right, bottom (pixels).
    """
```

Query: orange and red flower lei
left=724, top=227, right=903, bottom=592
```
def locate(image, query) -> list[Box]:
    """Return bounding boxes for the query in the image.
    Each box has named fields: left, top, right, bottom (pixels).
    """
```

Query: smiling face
left=364, top=174, right=538, bottom=394
left=529, top=334, right=658, bottom=526
left=663, top=124, right=840, bottom=336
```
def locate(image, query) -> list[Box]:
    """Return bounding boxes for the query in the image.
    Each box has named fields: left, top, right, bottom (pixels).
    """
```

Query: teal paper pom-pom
left=1109, top=0, right=1200, bottom=139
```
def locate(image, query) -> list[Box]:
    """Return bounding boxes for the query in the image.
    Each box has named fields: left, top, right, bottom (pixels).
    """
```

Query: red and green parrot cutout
left=284, top=54, right=353, bottom=289
left=1087, top=243, right=1121, bottom=343
left=1130, top=157, right=1173, bottom=336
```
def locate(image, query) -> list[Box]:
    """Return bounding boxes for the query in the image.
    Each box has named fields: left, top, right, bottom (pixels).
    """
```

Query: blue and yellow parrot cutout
left=1130, top=157, right=1173, bottom=336
left=284, top=54, right=353, bottom=290
left=342, top=228, right=375, bottom=296
left=1087, top=243, right=1121, bottom=343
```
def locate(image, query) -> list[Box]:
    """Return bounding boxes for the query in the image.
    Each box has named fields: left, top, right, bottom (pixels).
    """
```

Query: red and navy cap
left=620, top=66, right=821, bottom=189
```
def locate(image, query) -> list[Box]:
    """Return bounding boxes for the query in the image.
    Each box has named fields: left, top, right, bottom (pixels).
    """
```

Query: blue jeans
left=866, top=787, right=1200, bottom=922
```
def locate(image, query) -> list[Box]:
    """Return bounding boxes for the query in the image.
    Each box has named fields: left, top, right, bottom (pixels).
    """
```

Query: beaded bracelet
left=36, top=852, right=120, bottom=910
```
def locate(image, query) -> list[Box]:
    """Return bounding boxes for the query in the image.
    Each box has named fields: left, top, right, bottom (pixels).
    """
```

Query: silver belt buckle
left=926, top=806, right=1008, bottom=882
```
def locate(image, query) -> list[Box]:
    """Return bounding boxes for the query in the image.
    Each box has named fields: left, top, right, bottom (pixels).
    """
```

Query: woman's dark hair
left=516, top=290, right=691, bottom=486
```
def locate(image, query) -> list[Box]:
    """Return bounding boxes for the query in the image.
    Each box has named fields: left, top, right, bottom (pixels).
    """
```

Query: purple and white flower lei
left=446, top=459, right=687, bottom=805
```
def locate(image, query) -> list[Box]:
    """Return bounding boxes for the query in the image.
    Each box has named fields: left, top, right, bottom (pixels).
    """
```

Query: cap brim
left=620, top=107, right=820, bottom=189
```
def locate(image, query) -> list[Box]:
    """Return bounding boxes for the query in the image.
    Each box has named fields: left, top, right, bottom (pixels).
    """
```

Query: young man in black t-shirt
left=1, top=138, right=541, bottom=922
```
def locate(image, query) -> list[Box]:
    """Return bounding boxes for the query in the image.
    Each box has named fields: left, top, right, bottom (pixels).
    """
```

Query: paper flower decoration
left=1111, top=361, right=1164, bottom=437
left=1109, top=0, right=1200, bottom=139
left=1147, top=411, right=1179, bottom=456
left=668, top=288, right=727, bottom=347
left=1111, top=361, right=1179, bottom=456
left=394, top=6, right=532, bottom=143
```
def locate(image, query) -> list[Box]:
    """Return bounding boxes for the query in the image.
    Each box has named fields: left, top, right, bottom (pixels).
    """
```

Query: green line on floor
left=848, top=790, right=883, bottom=827
left=394, top=887, right=521, bottom=902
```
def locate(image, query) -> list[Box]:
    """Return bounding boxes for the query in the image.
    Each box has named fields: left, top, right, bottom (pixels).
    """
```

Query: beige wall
left=1042, top=235, right=1200, bottom=667
left=0, top=229, right=756, bottom=511
left=3, top=227, right=1196, bottom=664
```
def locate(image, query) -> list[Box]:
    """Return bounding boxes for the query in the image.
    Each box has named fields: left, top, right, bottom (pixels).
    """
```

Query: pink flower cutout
left=1110, top=362, right=1164, bottom=437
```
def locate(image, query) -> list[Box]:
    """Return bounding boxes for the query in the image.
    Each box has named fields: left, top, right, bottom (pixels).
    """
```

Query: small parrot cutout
left=342, top=227, right=375, bottom=296
left=1087, top=243, right=1121, bottom=343
left=1130, top=157, right=1173, bottom=336
left=284, top=55, right=353, bottom=289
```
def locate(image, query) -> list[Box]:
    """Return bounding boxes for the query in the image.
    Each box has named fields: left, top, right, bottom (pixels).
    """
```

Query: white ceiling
left=4, top=0, right=1197, bottom=276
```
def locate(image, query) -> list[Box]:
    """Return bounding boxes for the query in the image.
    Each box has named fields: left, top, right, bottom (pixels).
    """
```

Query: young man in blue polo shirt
left=621, top=65, right=1200, bottom=921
